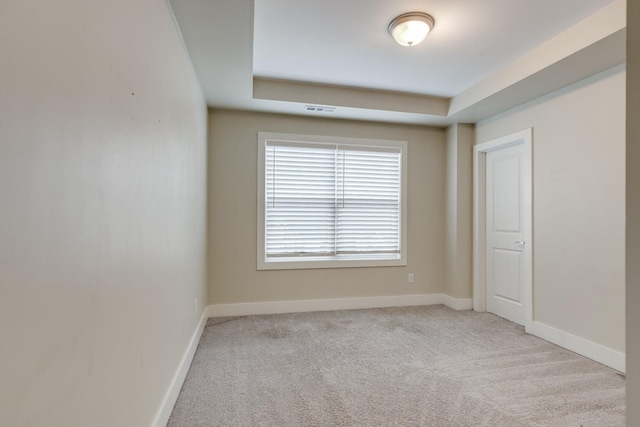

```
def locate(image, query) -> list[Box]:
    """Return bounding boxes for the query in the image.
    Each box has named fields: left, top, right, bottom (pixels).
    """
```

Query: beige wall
left=0, top=1, right=208, bottom=426
left=445, top=124, right=475, bottom=299
left=476, top=66, right=626, bottom=353
left=208, top=110, right=446, bottom=304
left=626, top=0, right=639, bottom=422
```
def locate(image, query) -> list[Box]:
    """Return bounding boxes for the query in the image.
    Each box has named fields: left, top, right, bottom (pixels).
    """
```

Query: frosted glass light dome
left=388, top=12, right=435, bottom=47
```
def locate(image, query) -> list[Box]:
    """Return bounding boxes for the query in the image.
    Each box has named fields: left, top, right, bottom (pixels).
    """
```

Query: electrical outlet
left=408, top=273, right=414, bottom=283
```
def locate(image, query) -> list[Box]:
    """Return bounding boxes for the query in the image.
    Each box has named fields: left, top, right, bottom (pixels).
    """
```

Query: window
left=257, top=132, right=407, bottom=270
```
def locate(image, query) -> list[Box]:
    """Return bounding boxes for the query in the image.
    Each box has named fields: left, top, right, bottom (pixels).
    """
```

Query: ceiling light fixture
left=388, top=12, right=435, bottom=47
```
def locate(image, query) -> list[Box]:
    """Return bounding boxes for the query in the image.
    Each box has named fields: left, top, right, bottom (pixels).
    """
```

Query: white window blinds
left=264, top=140, right=402, bottom=260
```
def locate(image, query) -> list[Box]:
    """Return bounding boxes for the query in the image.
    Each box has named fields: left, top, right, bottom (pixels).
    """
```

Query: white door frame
left=473, top=128, right=533, bottom=329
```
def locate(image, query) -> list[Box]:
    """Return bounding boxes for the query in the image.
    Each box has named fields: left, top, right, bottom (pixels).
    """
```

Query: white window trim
left=257, top=132, right=408, bottom=271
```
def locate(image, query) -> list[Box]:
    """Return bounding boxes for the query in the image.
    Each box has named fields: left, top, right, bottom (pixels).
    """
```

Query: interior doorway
left=473, top=128, right=532, bottom=327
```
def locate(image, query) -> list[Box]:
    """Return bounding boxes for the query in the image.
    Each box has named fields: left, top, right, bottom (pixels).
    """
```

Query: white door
left=485, top=140, right=531, bottom=326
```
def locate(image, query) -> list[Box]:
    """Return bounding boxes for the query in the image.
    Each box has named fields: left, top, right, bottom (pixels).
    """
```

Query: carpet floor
left=167, top=305, right=625, bottom=426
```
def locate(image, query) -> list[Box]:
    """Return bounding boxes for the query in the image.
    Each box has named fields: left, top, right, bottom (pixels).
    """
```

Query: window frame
left=257, top=132, right=408, bottom=270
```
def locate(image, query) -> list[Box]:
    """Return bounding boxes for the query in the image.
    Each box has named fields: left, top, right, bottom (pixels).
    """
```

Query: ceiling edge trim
left=253, top=78, right=449, bottom=117
left=449, top=30, right=626, bottom=124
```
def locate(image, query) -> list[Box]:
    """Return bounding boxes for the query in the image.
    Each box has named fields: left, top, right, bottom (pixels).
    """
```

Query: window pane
left=336, top=149, right=401, bottom=255
left=265, top=144, right=336, bottom=257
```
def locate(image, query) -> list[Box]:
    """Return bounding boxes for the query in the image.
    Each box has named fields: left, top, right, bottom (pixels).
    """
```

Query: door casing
left=473, top=128, right=533, bottom=329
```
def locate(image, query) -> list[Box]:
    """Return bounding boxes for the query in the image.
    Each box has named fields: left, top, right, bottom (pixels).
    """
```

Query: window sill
left=257, top=256, right=407, bottom=271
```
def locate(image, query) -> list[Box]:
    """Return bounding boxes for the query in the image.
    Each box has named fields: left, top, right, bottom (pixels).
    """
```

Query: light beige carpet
left=167, top=305, right=625, bottom=426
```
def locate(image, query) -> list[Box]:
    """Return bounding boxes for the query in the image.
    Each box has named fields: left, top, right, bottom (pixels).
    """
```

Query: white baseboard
left=207, top=294, right=442, bottom=317
left=207, top=293, right=474, bottom=317
left=526, top=321, right=625, bottom=373
left=442, top=295, right=473, bottom=311
left=151, top=309, right=208, bottom=427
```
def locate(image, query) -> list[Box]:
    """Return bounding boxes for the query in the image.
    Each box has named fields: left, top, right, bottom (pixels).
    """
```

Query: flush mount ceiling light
left=388, top=12, right=435, bottom=47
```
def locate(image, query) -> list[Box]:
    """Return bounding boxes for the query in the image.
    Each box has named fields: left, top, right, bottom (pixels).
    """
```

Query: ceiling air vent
left=305, top=105, right=336, bottom=113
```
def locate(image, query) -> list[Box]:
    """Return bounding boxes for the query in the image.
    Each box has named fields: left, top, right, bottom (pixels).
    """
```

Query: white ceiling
left=168, top=0, right=626, bottom=126
left=253, top=0, right=615, bottom=97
